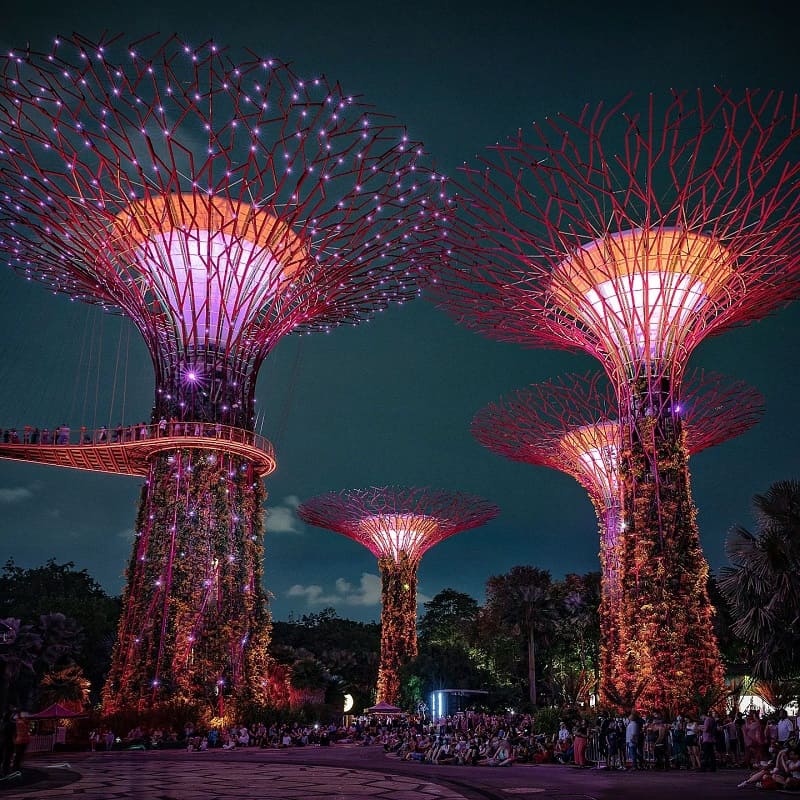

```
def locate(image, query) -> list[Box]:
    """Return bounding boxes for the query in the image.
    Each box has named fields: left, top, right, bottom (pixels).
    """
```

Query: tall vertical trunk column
left=597, top=503, right=623, bottom=706
left=103, top=449, right=271, bottom=719
left=376, top=553, right=418, bottom=705
left=613, top=377, right=725, bottom=712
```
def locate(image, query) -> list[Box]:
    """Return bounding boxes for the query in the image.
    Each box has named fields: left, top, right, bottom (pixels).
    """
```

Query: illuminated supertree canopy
left=434, top=89, right=800, bottom=711
left=297, top=486, right=498, bottom=705
left=0, top=33, right=448, bottom=718
left=472, top=370, right=765, bottom=705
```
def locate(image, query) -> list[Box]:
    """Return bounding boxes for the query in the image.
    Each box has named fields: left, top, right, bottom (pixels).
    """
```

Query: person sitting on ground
left=737, top=745, right=799, bottom=789
left=487, top=737, right=514, bottom=766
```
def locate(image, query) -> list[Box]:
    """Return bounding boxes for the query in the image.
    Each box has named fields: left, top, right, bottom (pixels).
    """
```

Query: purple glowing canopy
left=0, top=34, right=450, bottom=376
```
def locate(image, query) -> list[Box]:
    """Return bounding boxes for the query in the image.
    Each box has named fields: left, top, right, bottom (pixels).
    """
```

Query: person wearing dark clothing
left=1, top=710, right=16, bottom=777
left=700, top=713, right=717, bottom=772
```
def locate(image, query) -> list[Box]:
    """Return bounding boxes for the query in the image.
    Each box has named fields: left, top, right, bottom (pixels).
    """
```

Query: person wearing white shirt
left=778, top=710, right=796, bottom=748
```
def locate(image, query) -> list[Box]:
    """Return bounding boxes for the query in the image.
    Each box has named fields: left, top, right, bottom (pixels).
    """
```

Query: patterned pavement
left=0, top=747, right=752, bottom=800
left=0, top=753, right=471, bottom=800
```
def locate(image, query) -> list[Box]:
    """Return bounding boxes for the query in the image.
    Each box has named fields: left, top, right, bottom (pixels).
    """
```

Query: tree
left=37, top=664, right=91, bottom=711
left=0, top=560, right=120, bottom=698
left=550, top=572, right=601, bottom=706
left=706, top=574, right=749, bottom=669
left=271, top=608, right=380, bottom=707
left=418, top=589, right=479, bottom=649
left=483, top=566, right=558, bottom=706
left=719, top=480, right=800, bottom=681
left=0, top=612, right=80, bottom=713
left=0, top=618, right=41, bottom=713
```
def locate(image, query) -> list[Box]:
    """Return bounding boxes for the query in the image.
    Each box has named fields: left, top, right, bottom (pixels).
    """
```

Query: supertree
left=296, top=487, right=498, bottom=705
left=0, top=33, right=447, bottom=717
left=472, top=370, right=764, bottom=706
left=434, top=90, right=800, bottom=710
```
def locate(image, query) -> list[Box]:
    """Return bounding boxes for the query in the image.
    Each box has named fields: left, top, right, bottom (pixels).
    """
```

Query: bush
left=533, top=707, right=561, bottom=737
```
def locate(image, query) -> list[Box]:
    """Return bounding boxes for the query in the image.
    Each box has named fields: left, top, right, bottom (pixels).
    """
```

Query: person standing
left=700, top=712, right=717, bottom=772
left=626, top=712, right=643, bottom=770
left=777, top=710, right=796, bottom=751
left=652, top=715, right=670, bottom=770
left=0, top=709, right=15, bottom=777
left=12, top=713, right=30, bottom=773
left=573, top=724, right=588, bottom=766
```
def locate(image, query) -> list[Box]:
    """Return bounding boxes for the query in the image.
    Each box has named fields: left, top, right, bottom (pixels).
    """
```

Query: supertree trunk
left=597, top=503, right=623, bottom=707
left=376, top=554, right=419, bottom=705
left=612, top=378, right=725, bottom=713
left=102, top=449, right=271, bottom=720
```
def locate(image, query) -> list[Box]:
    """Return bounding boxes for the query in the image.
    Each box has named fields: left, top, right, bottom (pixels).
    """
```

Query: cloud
left=286, top=573, right=432, bottom=608
left=287, top=572, right=382, bottom=607
left=265, top=494, right=302, bottom=534
left=0, top=486, right=34, bottom=504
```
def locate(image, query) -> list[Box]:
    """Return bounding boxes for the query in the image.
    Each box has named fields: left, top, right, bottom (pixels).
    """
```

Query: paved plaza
left=0, top=745, right=760, bottom=799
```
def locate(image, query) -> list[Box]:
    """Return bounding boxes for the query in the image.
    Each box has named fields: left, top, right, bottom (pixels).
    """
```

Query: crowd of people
left=82, top=706, right=798, bottom=787
left=0, top=419, right=242, bottom=447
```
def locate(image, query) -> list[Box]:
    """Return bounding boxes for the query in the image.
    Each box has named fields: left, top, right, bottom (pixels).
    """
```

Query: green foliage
left=483, top=566, right=558, bottom=705
left=271, top=608, right=379, bottom=701
left=549, top=572, right=601, bottom=705
left=533, top=706, right=561, bottom=737
left=720, top=480, right=800, bottom=681
left=0, top=612, right=82, bottom=712
left=290, top=657, right=329, bottom=691
left=37, top=664, right=91, bottom=709
left=403, top=642, right=491, bottom=693
left=418, top=589, right=479, bottom=648
left=706, top=575, right=748, bottom=668
left=0, top=559, right=120, bottom=699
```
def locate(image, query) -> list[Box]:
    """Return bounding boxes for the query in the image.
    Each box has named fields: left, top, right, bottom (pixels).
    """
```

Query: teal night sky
left=1, top=0, right=798, bottom=620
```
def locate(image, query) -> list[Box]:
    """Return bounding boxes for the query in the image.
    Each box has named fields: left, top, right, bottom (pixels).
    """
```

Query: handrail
left=0, top=421, right=274, bottom=459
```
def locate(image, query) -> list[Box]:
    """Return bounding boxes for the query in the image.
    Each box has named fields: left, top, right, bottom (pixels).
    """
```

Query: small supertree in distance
left=297, top=487, right=498, bottom=705
left=434, top=89, right=800, bottom=712
left=472, top=370, right=764, bottom=707
left=0, top=33, right=448, bottom=718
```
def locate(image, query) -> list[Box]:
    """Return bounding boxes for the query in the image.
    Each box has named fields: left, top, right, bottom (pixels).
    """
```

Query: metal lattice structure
left=434, top=89, right=800, bottom=712
left=472, top=370, right=764, bottom=704
left=1, top=33, right=448, bottom=428
left=437, top=90, right=800, bottom=392
left=473, top=370, right=765, bottom=510
left=297, top=487, right=498, bottom=704
left=0, top=33, right=448, bottom=717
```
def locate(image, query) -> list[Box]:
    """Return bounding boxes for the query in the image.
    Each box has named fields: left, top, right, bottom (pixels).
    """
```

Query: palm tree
left=483, top=566, right=557, bottom=706
left=719, top=480, right=800, bottom=681
left=37, top=664, right=91, bottom=711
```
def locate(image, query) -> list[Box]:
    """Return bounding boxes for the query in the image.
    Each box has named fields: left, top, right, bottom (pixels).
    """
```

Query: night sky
left=1, top=0, right=798, bottom=622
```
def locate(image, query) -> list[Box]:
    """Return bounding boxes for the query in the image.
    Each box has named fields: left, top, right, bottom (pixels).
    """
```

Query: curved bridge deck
left=0, top=422, right=276, bottom=478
